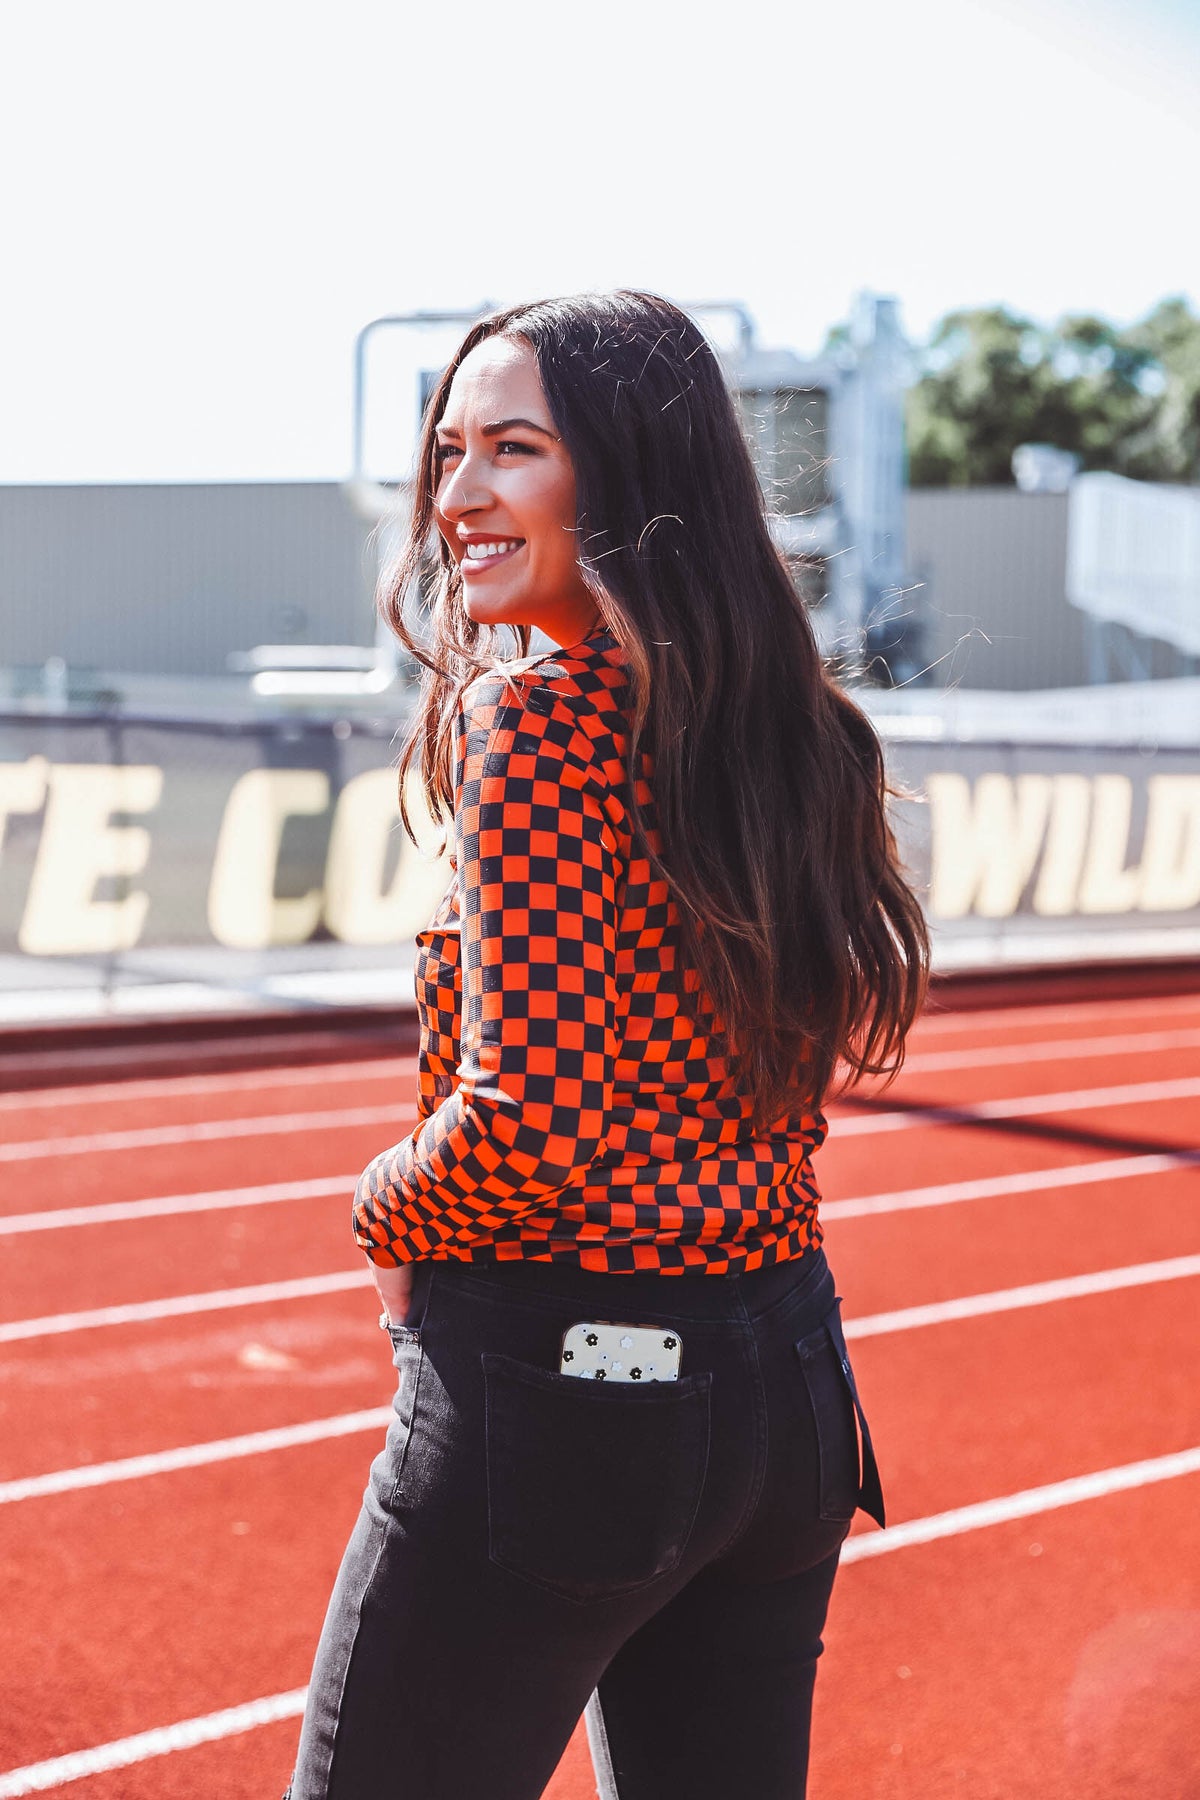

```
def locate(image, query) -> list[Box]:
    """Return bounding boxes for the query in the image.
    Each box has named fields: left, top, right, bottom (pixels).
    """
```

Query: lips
left=459, top=539, right=525, bottom=574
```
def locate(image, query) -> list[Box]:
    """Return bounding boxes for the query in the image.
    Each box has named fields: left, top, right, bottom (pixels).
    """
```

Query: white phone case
left=559, top=1321, right=683, bottom=1382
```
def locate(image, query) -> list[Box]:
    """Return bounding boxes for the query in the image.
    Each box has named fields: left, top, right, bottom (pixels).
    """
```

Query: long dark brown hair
left=382, top=291, right=929, bottom=1120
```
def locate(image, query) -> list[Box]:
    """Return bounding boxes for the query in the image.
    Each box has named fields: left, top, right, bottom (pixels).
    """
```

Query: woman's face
left=433, top=336, right=599, bottom=648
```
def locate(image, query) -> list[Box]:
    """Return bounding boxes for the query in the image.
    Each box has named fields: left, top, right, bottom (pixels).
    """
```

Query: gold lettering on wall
left=928, top=770, right=1200, bottom=920
left=1029, top=775, right=1091, bottom=916
left=1138, top=775, right=1200, bottom=912
left=323, top=769, right=448, bottom=946
left=18, top=764, right=163, bottom=954
left=6, top=759, right=1196, bottom=955
left=0, top=757, right=48, bottom=854
left=927, top=772, right=1053, bottom=919
left=207, top=769, right=330, bottom=949
left=1077, top=775, right=1141, bottom=914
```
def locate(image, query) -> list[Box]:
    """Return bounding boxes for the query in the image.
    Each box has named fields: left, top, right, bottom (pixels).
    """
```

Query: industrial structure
left=1, top=298, right=1196, bottom=706
left=347, top=295, right=918, bottom=687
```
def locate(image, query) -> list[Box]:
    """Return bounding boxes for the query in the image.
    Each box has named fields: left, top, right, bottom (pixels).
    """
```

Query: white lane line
left=0, top=1174, right=358, bottom=1237
left=831, top=1074, right=1200, bottom=1136
left=913, top=991, right=1200, bottom=1037
left=7, top=1144, right=1198, bottom=1241
left=845, top=1254, right=1200, bottom=1339
left=0, top=1269, right=373, bottom=1344
left=0, top=1689, right=309, bottom=1798
left=7, top=1249, right=1198, bottom=1349
left=4, top=1248, right=1197, bottom=1499
left=0, top=1407, right=393, bottom=1506
left=0, top=1104, right=402, bottom=1162
left=901, top=1026, right=1200, bottom=1076
left=0, top=1056, right=416, bottom=1115
left=841, top=1444, right=1200, bottom=1563
left=0, top=1024, right=413, bottom=1080
left=821, top=1148, right=1200, bottom=1222
left=4, top=1071, right=1199, bottom=1166
left=5, top=1442, right=1200, bottom=1793
left=9, top=1238, right=1200, bottom=1353
left=3, top=1023, right=1194, bottom=1113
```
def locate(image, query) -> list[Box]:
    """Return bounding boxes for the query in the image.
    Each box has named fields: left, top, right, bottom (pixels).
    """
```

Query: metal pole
left=683, top=301, right=758, bottom=358
left=352, top=308, right=494, bottom=484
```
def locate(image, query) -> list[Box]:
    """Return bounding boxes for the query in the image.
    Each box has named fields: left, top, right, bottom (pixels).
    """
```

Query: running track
left=1, top=983, right=1198, bottom=1798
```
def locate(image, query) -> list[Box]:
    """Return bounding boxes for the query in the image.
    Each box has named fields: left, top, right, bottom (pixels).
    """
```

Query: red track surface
left=2, top=982, right=1199, bottom=1798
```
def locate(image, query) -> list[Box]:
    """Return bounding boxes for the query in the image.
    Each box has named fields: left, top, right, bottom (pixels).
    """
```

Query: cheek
left=526, top=471, right=577, bottom=561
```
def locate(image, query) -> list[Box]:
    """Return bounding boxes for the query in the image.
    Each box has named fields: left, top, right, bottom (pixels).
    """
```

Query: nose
left=435, top=451, right=492, bottom=522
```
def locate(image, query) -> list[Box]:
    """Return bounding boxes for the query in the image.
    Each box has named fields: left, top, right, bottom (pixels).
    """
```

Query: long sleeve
left=353, top=676, right=620, bottom=1264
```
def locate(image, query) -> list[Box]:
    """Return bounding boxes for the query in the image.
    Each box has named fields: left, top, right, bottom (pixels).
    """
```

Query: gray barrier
left=1, top=714, right=1198, bottom=1014
left=886, top=739, right=1200, bottom=968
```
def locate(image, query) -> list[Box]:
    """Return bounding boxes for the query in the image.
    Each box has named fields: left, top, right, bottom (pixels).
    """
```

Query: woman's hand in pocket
left=367, top=1256, right=415, bottom=1328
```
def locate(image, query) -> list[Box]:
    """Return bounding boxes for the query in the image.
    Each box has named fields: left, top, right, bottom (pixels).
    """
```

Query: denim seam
left=320, top=1512, right=391, bottom=1795
left=709, top=1283, right=769, bottom=1561
left=386, top=1340, right=427, bottom=1513
left=309, top=1321, right=431, bottom=1793
left=737, top=1249, right=832, bottom=1325
left=430, top=1258, right=828, bottom=1327
left=440, top=1284, right=741, bottom=1330
left=796, top=1325, right=858, bottom=1525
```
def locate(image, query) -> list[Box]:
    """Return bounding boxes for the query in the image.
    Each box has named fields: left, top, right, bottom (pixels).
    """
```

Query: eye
left=495, top=439, right=537, bottom=457
left=433, top=442, right=462, bottom=470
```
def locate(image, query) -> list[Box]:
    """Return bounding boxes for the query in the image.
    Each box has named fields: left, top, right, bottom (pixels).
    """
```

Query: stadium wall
left=1, top=715, right=1197, bottom=1020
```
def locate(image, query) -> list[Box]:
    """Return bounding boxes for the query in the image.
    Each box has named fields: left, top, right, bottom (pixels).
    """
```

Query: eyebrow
left=435, top=417, right=559, bottom=441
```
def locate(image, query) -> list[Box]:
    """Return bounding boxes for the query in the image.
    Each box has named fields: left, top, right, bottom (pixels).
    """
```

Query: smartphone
left=559, top=1321, right=683, bottom=1382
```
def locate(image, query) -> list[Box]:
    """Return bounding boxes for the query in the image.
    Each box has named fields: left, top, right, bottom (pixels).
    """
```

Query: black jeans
left=286, top=1247, right=882, bottom=1800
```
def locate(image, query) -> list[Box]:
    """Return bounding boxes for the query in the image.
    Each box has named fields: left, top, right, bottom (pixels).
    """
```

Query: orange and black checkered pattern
left=353, top=630, right=826, bottom=1274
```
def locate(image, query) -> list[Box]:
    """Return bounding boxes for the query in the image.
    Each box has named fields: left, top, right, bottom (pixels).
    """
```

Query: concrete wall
left=2, top=479, right=1190, bottom=692
left=906, top=489, right=1084, bottom=689
left=907, top=487, right=1196, bottom=690
left=0, top=483, right=378, bottom=677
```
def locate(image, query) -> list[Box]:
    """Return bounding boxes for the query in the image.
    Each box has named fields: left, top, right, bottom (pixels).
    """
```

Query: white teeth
left=465, top=540, right=520, bottom=560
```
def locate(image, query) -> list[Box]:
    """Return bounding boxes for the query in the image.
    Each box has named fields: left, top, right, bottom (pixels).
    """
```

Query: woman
left=287, top=292, right=928, bottom=1800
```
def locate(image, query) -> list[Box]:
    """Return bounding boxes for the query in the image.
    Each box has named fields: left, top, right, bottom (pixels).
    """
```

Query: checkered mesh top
left=353, top=629, right=826, bottom=1274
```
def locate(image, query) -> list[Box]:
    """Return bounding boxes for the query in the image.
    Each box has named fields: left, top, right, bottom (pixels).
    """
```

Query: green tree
left=903, top=298, right=1200, bottom=487
left=1127, top=297, right=1200, bottom=481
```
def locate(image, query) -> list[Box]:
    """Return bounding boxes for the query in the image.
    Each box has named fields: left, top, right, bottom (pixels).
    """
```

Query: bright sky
left=3, top=0, right=1196, bottom=484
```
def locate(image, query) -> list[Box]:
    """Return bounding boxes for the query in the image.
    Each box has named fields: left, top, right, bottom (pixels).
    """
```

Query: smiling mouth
left=460, top=539, right=524, bottom=574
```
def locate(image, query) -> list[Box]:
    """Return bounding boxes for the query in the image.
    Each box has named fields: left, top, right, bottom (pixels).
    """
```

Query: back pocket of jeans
left=482, top=1352, right=712, bottom=1603
left=795, top=1304, right=863, bottom=1523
